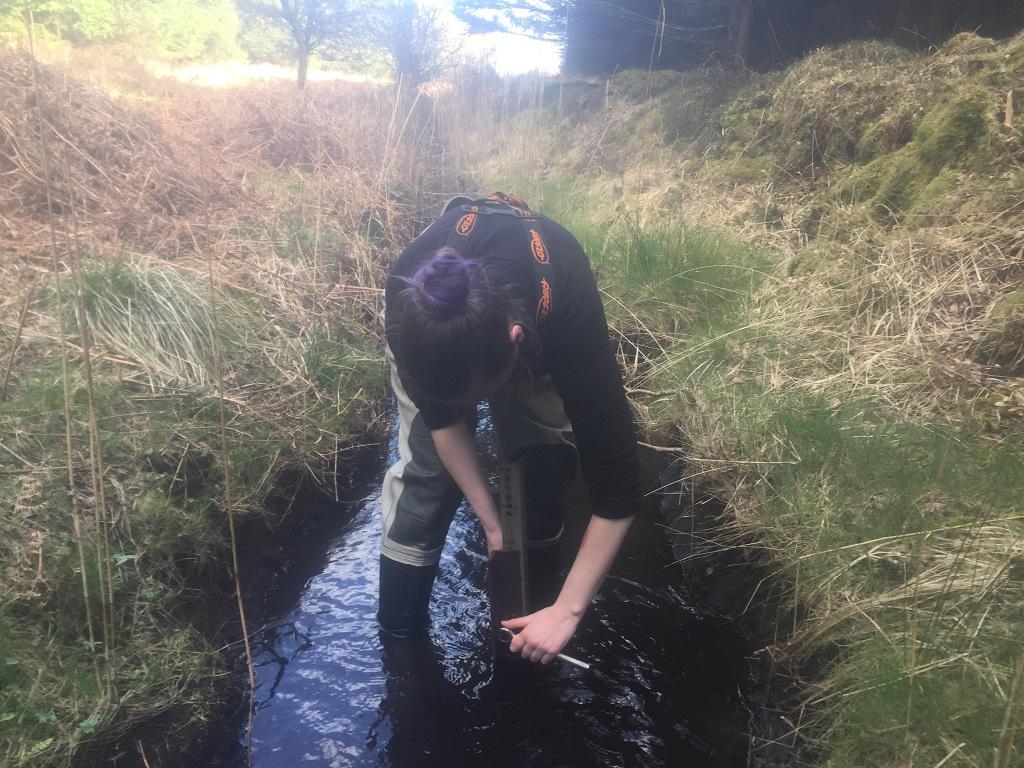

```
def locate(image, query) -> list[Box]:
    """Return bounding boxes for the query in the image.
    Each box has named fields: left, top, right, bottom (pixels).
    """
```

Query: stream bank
left=444, top=34, right=1024, bottom=764
left=659, top=476, right=810, bottom=768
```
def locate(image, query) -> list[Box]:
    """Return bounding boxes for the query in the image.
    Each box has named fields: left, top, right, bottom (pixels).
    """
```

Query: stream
left=222, top=406, right=754, bottom=767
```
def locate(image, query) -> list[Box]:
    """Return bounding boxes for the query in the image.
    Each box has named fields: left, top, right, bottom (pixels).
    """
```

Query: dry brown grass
left=0, top=48, right=461, bottom=766
left=440, top=34, right=1024, bottom=766
left=0, top=47, right=459, bottom=323
left=0, top=51, right=235, bottom=258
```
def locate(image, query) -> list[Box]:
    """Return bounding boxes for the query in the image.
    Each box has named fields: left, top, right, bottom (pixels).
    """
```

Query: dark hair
left=397, top=248, right=527, bottom=403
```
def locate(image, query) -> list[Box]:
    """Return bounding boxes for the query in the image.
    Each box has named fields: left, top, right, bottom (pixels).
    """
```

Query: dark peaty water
left=237, top=411, right=751, bottom=768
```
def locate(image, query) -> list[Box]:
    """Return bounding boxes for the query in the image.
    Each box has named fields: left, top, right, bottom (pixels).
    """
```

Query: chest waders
left=378, top=195, right=576, bottom=643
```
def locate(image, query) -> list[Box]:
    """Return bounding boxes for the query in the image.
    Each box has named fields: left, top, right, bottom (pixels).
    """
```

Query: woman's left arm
left=501, top=513, right=635, bottom=663
left=501, top=218, right=641, bottom=663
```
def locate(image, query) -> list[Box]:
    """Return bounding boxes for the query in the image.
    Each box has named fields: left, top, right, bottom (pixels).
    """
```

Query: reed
left=66, top=172, right=119, bottom=694
left=26, top=36, right=104, bottom=696
left=205, top=225, right=256, bottom=767
left=0, top=281, right=35, bottom=401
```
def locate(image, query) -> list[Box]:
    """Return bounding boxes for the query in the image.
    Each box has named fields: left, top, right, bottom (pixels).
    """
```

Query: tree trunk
left=297, top=49, right=309, bottom=89
left=729, top=0, right=753, bottom=66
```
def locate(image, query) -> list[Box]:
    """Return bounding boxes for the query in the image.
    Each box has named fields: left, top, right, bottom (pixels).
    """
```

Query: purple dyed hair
left=397, top=247, right=525, bottom=403
left=410, top=249, right=471, bottom=315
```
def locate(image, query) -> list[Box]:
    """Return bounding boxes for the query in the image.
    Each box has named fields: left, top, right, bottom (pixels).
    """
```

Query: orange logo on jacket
left=456, top=213, right=477, bottom=235
left=536, top=277, right=552, bottom=323
left=529, top=228, right=548, bottom=264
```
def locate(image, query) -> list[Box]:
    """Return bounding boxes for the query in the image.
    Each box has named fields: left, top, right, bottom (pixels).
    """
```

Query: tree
left=237, top=8, right=296, bottom=63
left=134, top=0, right=241, bottom=60
left=562, top=0, right=740, bottom=74
left=453, top=0, right=566, bottom=42
left=728, top=0, right=752, bottom=64
left=0, top=0, right=239, bottom=59
left=556, top=0, right=1024, bottom=76
left=0, top=0, right=118, bottom=44
left=238, top=0, right=359, bottom=87
left=453, top=0, right=745, bottom=74
left=374, top=0, right=457, bottom=90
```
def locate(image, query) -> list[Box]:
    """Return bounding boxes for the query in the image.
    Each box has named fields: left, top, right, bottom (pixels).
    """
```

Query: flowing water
left=225, top=409, right=753, bottom=767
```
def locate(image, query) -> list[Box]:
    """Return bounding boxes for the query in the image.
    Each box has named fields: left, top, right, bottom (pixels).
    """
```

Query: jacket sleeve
left=541, top=222, right=642, bottom=520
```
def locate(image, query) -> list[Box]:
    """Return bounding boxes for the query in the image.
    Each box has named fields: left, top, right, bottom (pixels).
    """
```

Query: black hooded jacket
left=385, top=199, right=641, bottom=520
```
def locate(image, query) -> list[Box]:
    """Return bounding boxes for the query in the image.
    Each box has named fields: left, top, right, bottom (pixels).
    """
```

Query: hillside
left=445, top=31, right=1024, bottom=767
left=1, top=30, right=1022, bottom=768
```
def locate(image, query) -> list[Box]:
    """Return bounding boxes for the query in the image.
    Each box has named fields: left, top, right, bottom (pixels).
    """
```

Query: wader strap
left=442, top=193, right=554, bottom=327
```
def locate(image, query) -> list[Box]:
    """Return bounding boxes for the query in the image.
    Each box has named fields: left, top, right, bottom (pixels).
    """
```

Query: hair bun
left=413, top=249, right=471, bottom=315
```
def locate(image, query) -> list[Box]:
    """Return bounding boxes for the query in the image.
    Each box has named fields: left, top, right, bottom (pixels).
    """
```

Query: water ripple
left=240, top=415, right=750, bottom=767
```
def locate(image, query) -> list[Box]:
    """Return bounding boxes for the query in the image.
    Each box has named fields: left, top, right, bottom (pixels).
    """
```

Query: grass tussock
left=0, top=46, right=462, bottom=765
left=56, top=258, right=251, bottom=386
left=440, top=31, right=1024, bottom=768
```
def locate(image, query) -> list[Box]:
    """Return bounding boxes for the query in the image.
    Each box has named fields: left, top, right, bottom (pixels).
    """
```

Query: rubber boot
left=526, top=545, right=563, bottom=611
left=378, top=555, right=438, bottom=639
left=520, top=443, right=577, bottom=549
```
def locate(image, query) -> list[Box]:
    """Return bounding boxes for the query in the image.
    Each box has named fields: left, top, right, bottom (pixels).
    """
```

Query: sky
left=422, top=0, right=563, bottom=75
left=463, top=30, right=561, bottom=75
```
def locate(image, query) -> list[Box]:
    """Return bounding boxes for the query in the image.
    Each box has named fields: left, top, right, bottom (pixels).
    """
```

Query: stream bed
left=222, top=410, right=755, bottom=767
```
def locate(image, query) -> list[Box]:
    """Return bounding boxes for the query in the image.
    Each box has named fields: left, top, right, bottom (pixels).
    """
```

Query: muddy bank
left=658, top=470, right=810, bottom=768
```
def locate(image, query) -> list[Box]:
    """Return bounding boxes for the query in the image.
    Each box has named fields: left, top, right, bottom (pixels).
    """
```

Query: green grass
left=301, top=327, right=382, bottom=399
left=1, top=242, right=384, bottom=764
left=0, top=361, right=237, bottom=765
left=476, top=178, right=771, bottom=338
left=467, top=152, right=1024, bottom=765
left=0, top=604, right=217, bottom=768
left=652, top=271, right=1024, bottom=767
left=48, top=257, right=252, bottom=386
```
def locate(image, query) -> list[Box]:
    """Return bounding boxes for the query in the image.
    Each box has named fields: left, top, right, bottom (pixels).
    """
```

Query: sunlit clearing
left=464, top=31, right=561, bottom=75
left=147, top=61, right=390, bottom=88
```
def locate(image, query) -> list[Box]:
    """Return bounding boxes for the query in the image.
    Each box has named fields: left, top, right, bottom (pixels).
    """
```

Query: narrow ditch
left=204, top=402, right=793, bottom=767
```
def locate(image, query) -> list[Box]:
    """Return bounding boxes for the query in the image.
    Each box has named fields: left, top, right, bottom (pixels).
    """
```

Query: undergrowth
left=0, top=49, right=443, bottom=765
left=443, top=29, right=1024, bottom=768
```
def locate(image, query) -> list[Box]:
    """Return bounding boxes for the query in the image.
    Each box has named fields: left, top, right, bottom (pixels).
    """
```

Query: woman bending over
left=379, top=193, right=641, bottom=664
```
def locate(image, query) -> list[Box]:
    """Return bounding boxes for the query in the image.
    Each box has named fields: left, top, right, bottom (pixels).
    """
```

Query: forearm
left=503, top=512, right=635, bottom=662
left=556, top=513, right=635, bottom=616
left=430, top=420, right=502, bottom=546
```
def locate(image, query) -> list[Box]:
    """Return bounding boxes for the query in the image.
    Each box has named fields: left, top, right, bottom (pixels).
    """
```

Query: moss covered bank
left=442, top=31, right=1024, bottom=768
